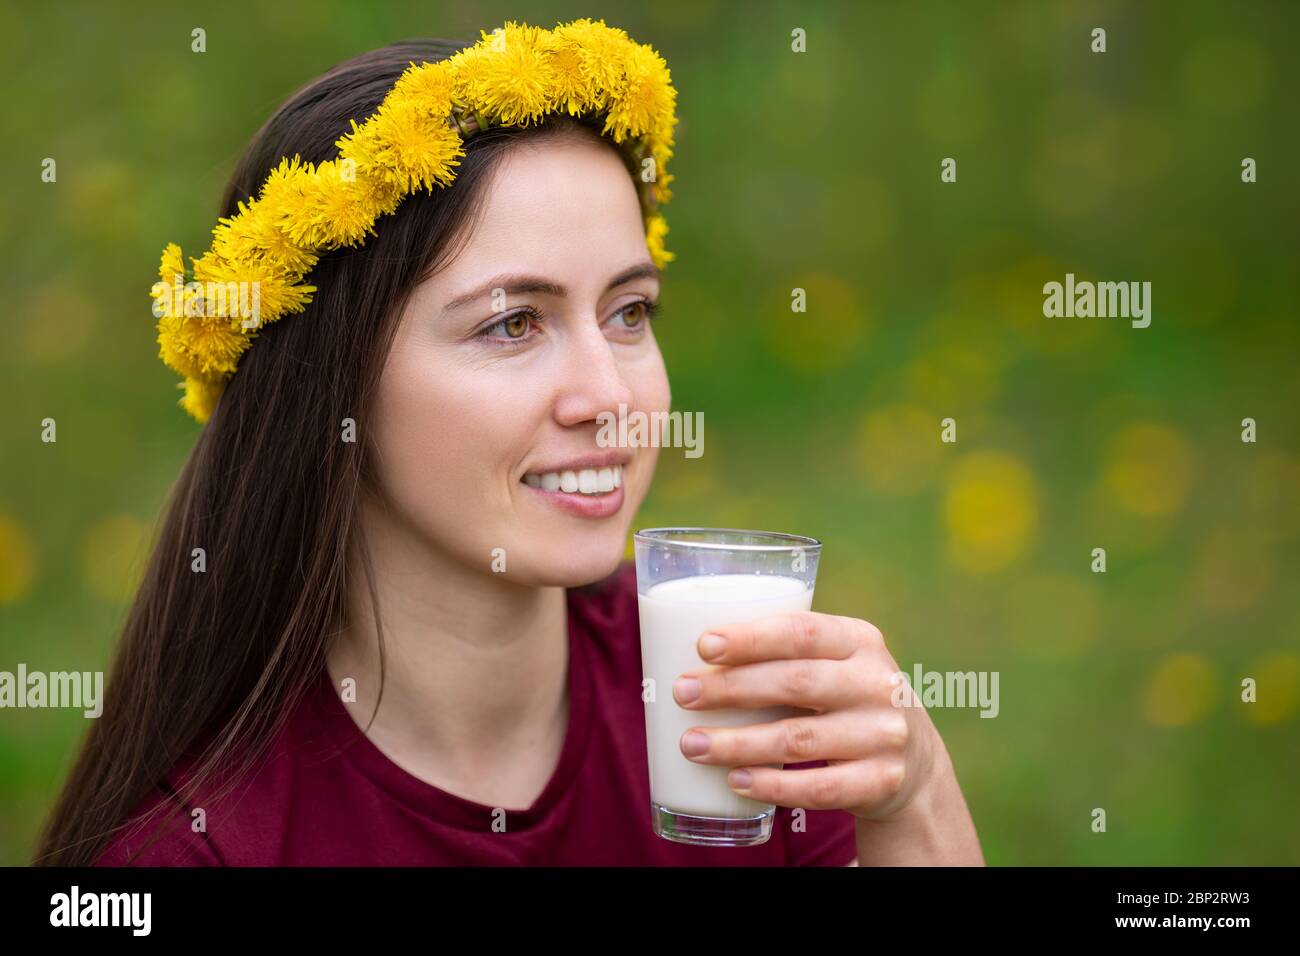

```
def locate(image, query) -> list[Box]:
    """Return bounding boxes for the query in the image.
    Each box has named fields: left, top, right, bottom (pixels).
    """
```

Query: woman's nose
left=552, top=323, right=636, bottom=427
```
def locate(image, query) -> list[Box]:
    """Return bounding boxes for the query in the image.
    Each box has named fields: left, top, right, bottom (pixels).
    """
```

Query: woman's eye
left=611, top=299, right=658, bottom=329
left=481, top=310, right=538, bottom=342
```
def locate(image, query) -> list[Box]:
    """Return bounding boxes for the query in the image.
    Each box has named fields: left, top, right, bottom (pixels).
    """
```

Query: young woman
left=35, top=21, right=984, bottom=866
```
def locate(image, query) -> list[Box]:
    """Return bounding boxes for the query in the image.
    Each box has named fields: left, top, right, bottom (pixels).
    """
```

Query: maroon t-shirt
left=95, top=562, right=857, bottom=866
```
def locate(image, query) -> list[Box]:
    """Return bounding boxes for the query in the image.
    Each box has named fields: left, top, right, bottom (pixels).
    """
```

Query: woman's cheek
left=632, top=348, right=672, bottom=500
left=372, top=360, right=465, bottom=520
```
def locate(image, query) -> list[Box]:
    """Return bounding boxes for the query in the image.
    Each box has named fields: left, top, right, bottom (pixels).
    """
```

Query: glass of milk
left=633, top=527, right=821, bottom=847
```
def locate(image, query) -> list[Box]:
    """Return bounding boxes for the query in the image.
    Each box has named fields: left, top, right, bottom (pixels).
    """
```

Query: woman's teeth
left=524, top=464, right=622, bottom=494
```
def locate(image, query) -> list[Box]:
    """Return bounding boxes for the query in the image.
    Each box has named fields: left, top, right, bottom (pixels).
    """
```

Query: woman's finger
left=727, top=758, right=908, bottom=812
left=680, top=709, right=909, bottom=766
left=696, top=611, right=880, bottom=666
left=673, top=656, right=875, bottom=711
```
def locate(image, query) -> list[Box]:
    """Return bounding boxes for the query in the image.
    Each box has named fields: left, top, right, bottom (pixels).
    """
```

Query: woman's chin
left=522, top=537, right=628, bottom=588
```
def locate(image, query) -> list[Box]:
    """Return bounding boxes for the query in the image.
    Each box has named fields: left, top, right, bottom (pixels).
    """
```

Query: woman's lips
left=521, top=479, right=625, bottom=518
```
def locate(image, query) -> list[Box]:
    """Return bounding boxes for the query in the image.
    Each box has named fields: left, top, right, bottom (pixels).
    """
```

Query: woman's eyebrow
left=442, top=261, right=660, bottom=313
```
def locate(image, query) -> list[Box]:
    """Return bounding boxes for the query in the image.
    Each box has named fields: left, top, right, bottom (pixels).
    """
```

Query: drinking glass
left=633, top=527, right=822, bottom=847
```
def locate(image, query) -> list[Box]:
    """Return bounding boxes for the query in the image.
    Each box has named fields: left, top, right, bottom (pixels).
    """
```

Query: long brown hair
left=35, top=39, right=643, bottom=865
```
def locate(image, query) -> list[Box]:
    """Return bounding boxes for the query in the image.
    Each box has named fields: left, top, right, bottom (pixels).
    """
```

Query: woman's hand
left=672, top=611, right=984, bottom=863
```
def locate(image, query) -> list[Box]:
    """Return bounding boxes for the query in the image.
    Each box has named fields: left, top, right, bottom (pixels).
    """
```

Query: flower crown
left=150, top=18, right=677, bottom=423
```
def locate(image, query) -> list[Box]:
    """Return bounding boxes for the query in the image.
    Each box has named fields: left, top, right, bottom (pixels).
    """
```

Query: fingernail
left=698, top=633, right=727, bottom=661
left=729, top=769, right=753, bottom=790
left=674, top=677, right=701, bottom=705
left=681, top=731, right=710, bottom=756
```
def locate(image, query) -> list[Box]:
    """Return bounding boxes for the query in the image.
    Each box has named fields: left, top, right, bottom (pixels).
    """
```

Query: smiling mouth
left=522, top=464, right=623, bottom=495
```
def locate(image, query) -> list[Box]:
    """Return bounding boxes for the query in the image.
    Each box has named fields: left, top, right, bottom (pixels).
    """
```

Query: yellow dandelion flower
left=190, top=250, right=237, bottom=284
left=275, top=160, right=380, bottom=249
left=558, top=18, right=634, bottom=111
left=640, top=138, right=675, bottom=204
left=176, top=312, right=249, bottom=376
left=446, top=43, right=492, bottom=107
left=544, top=29, right=597, bottom=115
left=213, top=198, right=319, bottom=275
left=160, top=243, right=185, bottom=284
left=190, top=251, right=311, bottom=327
left=645, top=213, right=674, bottom=269
left=258, top=154, right=315, bottom=210
left=157, top=312, right=204, bottom=379
left=653, top=169, right=675, bottom=205
left=335, top=118, right=383, bottom=173
left=151, top=19, right=679, bottom=423
left=364, top=172, right=405, bottom=219
left=179, top=376, right=224, bottom=422
left=391, top=59, right=457, bottom=109
left=341, top=60, right=462, bottom=193
left=364, top=97, right=464, bottom=193
left=463, top=21, right=560, bottom=126
left=604, top=41, right=676, bottom=144
left=243, top=267, right=316, bottom=323
left=190, top=252, right=248, bottom=320
left=150, top=274, right=183, bottom=320
left=254, top=155, right=352, bottom=254
left=645, top=120, right=676, bottom=167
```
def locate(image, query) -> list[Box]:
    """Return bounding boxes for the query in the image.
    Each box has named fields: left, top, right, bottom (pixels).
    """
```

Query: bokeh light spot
left=855, top=403, right=942, bottom=495
left=1144, top=654, right=1216, bottom=727
left=82, top=514, right=151, bottom=604
left=1102, top=423, right=1192, bottom=517
left=1243, top=654, right=1300, bottom=725
left=0, top=514, right=36, bottom=604
left=943, top=451, right=1039, bottom=572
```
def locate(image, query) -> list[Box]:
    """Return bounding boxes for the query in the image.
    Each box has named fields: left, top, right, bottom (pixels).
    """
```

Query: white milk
left=638, top=573, right=813, bottom=818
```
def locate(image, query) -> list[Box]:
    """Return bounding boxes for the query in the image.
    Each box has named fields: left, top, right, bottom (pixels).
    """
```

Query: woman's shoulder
left=94, top=688, right=323, bottom=866
left=94, top=775, right=225, bottom=866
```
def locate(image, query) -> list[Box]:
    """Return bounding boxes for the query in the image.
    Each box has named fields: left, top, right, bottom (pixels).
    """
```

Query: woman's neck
left=327, top=492, right=570, bottom=804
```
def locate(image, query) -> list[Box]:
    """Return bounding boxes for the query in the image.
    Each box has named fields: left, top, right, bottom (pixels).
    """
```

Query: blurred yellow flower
left=995, top=254, right=1104, bottom=356
left=855, top=403, right=942, bottom=495
left=905, top=345, right=1000, bottom=410
left=1144, top=653, right=1216, bottom=727
left=1243, top=653, right=1300, bottom=724
left=765, top=273, right=868, bottom=372
left=0, top=514, right=36, bottom=603
left=82, top=515, right=151, bottom=604
left=1102, top=423, right=1192, bottom=517
left=944, top=451, right=1039, bottom=572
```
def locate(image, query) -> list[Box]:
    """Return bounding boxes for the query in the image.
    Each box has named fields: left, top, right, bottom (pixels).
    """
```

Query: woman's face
left=369, top=132, right=670, bottom=586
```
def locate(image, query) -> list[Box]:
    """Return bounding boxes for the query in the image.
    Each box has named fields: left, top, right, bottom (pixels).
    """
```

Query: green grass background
left=1, top=0, right=1297, bottom=864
